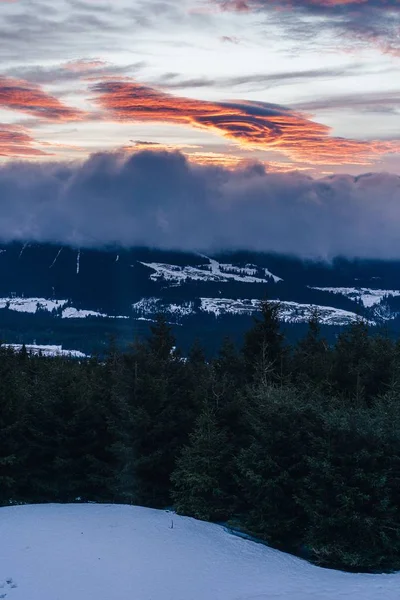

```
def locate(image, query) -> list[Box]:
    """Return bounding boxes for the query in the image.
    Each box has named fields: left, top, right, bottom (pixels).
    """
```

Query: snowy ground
left=133, top=296, right=366, bottom=326
left=310, top=287, right=400, bottom=308
left=0, top=504, right=398, bottom=600
left=6, top=344, right=87, bottom=358
left=139, top=256, right=282, bottom=285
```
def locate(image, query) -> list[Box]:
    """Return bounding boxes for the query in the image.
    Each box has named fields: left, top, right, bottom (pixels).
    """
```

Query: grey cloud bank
left=0, top=150, right=399, bottom=259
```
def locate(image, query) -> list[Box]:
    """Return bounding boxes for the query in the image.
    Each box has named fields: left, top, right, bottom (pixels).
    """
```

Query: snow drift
left=0, top=504, right=399, bottom=599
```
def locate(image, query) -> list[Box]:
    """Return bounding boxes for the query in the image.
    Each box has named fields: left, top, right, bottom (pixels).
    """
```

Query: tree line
left=1, top=302, right=400, bottom=572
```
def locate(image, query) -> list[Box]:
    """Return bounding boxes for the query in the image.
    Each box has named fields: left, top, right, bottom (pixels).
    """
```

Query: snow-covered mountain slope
left=0, top=504, right=398, bottom=600
left=133, top=297, right=369, bottom=326
left=311, top=287, right=400, bottom=308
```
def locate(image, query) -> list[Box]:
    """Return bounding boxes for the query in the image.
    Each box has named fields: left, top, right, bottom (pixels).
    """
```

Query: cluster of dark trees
left=1, top=302, right=400, bottom=573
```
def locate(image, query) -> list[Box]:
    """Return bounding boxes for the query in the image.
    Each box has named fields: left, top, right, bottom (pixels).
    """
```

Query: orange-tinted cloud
left=0, top=124, right=50, bottom=157
left=0, top=77, right=85, bottom=121
left=63, top=59, right=107, bottom=73
left=93, top=80, right=399, bottom=165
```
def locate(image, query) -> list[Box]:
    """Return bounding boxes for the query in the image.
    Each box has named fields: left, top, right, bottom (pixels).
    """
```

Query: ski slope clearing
left=0, top=504, right=398, bottom=600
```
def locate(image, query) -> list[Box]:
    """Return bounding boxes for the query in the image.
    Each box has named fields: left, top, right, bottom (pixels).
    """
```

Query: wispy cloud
left=0, top=77, right=85, bottom=121
left=92, top=80, right=399, bottom=164
left=294, top=90, right=400, bottom=114
left=215, top=0, right=400, bottom=56
left=154, top=64, right=362, bottom=91
left=3, top=60, right=145, bottom=86
left=0, top=124, right=50, bottom=157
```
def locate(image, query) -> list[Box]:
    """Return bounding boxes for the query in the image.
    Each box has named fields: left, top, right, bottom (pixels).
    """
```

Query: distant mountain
left=1, top=241, right=400, bottom=355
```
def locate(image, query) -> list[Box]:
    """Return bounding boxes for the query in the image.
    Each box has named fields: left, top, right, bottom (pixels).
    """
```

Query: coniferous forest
left=2, top=302, right=400, bottom=573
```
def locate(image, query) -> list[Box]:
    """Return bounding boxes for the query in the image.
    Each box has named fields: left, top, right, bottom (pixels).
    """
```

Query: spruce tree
left=332, top=319, right=371, bottom=402
left=0, top=347, right=25, bottom=505
left=236, top=382, right=320, bottom=550
left=171, top=403, right=232, bottom=521
left=298, top=402, right=400, bottom=571
left=292, top=310, right=331, bottom=389
left=122, top=322, right=197, bottom=507
left=242, top=299, right=286, bottom=383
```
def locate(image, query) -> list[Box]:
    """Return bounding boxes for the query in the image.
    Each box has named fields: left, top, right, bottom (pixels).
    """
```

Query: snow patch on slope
left=0, top=503, right=399, bottom=600
left=132, top=298, right=194, bottom=319
left=200, top=297, right=261, bottom=316
left=62, top=307, right=108, bottom=319
left=311, top=287, right=400, bottom=308
left=200, top=298, right=366, bottom=325
left=139, top=256, right=282, bottom=285
left=6, top=344, right=87, bottom=358
left=133, top=296, right=367, bottom=326
left=0, top=297, right=68, bottom=314
left=0, top=298, right=128, bottom=320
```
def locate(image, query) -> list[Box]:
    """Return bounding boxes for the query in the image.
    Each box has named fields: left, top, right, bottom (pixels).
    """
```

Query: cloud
left=92, top=80, right=399, bottom=165
left=0, top=77, right=85, bottom=121
left=3, top=60, right=146, bottom=86
left=220, top=35, right=240, bottom=43
left=0, top=0, right=200, bottom=65
left=0, top=150, right=400, bottom=258
left=216, top=0, right=400, bottom=56
left=0, top=123, right=50, bottom=157
left=294, top=90, right=400, bottom=114
left=122, top=142, right=248, bottom=168
left=153, top=65, right=361, bottom=91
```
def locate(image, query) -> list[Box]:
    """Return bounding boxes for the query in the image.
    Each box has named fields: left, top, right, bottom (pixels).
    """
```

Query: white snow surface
left=133, top=296, right=368, bottom=325
left=0, top=298, right=128, bottom=320
left=0, top=504, right=398, bottom=600
left=200, top=298, right=367, bottom=325
left=0, top=297, right=68, bottom=314
left=6, top=344, right=87, bottom=358
left=311, top=287, right=400, bottom=308
left=61, top=307, right=108, bottom=319
left=139, top=256, right=282, bottom=285
left=132, top=297, right=194, bottom=318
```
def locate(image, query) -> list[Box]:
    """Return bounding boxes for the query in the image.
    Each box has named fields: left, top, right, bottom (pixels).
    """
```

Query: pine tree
left=147, top=314, right=176, bottom=360
left=242, top=299, right=286, bottom=383
left=0, top=347, right=26, bottom=505
left=367, top=331, right=395, bottom=400
left=298, top=401, right=400, bottom=571
left=121, top=323, right=198, bottom=507
left=332, top=319, right=371, bottom=402
left=171, top=403, right=232, bottom=521
left=292, top=310, right=331, bottom=389
left=236, top=382, right=320, bottom=550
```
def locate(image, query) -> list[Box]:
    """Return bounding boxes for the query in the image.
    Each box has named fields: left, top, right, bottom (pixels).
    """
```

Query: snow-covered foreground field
left=0, top=504, right=399, bottom=600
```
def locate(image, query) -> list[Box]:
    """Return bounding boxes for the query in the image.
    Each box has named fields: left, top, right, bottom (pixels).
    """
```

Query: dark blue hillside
left=0, top=241, right=399, bottom=352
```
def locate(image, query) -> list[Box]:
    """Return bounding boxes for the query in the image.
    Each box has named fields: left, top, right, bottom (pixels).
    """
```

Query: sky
left=1, top=0, right=399, bottom=174
left=0, top=0, right=399, bottom=256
